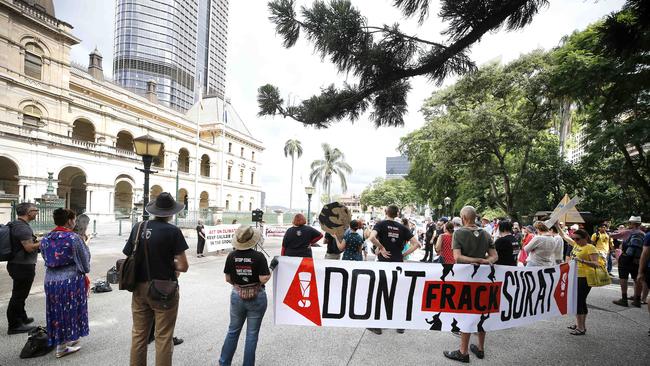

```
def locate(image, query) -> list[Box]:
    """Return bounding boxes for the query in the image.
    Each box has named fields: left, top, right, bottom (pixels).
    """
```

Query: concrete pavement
left=1, top=226, right=649, bottom=365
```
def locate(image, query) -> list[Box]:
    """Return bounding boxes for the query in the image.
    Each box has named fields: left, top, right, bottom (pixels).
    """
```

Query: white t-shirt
left=524, top=235, right=557, bottom=267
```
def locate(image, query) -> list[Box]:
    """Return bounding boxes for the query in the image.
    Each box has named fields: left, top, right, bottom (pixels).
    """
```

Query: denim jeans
left=607, top=253, right=613, bottom=273
left=219, top=289, right=267, bottom=366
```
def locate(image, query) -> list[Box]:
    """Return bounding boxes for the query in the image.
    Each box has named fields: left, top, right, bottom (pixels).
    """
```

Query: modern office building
left=113, top=0, right=229, bottom=112
left=385, top=156, right=410, bottom=179
left=0, top=0, right=262, bottom=224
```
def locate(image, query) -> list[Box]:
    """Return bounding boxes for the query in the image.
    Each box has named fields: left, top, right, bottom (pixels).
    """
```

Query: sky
left=53, top=0, right=625, bottom=210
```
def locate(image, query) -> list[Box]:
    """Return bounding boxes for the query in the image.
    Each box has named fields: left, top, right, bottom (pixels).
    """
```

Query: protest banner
left=265, top=225, right=291, bottom=238
left=319, top=202, right=351, bottom=239
left=545, top=194, right=583, bottom=228
left=204, top=224, right=239, bottom=252
left=273, top=257, right=576, bottom=332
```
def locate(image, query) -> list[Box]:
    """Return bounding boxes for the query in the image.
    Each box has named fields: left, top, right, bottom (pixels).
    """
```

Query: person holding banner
left=556, top=226, right=600, bottom=336
left=281, top=214, right=323, bottom=258
left=219, top=225, right=270, bottom=366
left=443, top=206, right=497, bottom=363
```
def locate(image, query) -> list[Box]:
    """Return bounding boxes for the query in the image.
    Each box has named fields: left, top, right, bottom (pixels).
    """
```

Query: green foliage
left=360, top=178, right=417, bottom=210
left=310, top=143, right=352, bottom=202
left=259, top=0, right=550, bottom=127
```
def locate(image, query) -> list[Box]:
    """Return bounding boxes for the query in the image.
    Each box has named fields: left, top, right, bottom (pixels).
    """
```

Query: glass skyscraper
left=113, top=0, right=228, bottom=112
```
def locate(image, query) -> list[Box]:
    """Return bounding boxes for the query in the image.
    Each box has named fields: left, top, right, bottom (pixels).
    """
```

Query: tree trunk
left=615, top=138, right=650, bottom=199
left=289, top=156, right=295, bottom=210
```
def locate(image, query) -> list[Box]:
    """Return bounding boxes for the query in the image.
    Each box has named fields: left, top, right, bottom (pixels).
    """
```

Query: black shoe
left=7, top=324, right=35, bottom=335
left=396, top=329, right=405, bottom=334
left=631, top=298, right=641, bottom=308
left=22, top=317, right=34, bottom=325
left=451, top=330, right=462, bottom=337
left=367, top=328, right=382, bottom=335
left=443, top=350, right=469, bottom=363
left=613, top=298, right=629, bottom=307
left=173, top=337, right=184, bottom=346
left=470, top=344, right=484, bottom=359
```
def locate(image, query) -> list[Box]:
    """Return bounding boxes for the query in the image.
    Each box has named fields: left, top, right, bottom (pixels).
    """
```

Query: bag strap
left=141, top=221, right=151, bottom=281
left=131, top=222, right=144, bottom=258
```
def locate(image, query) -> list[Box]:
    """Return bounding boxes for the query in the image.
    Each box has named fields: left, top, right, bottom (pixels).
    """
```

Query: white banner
left=265, top=225, right=290, bottom=238
left=204, top=224, right=239, bottom=252
left=273, top=258, right=576, bottom=332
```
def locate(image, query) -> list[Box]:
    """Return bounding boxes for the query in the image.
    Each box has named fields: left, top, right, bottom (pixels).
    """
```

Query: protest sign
left=319, top=202, right=351, bottom=239
left=265, top=225, right=291, bottom=238
left=273, top=257, right=576, bottom=332
left=545, top=194, right=583, bottom=228
left=204, top=224, right=239, bottom=252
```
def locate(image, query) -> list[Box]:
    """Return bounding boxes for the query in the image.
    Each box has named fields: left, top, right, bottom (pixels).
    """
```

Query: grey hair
left=460, top=206, right=477, bottom=222
left=16, top=202, right=35, bottom=216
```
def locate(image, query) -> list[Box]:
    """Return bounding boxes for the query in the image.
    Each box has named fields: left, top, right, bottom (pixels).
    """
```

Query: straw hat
left=628, top=216, right=642, bottom=224
left=232, top=225, right=262, bottom=250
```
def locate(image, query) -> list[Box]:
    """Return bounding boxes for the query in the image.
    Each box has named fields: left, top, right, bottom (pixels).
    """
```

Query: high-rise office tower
left=113, top=0, right=228, bottom=112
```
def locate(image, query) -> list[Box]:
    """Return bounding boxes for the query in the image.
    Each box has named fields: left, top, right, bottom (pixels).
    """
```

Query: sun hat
left=145, top=192, right=185, bottom=217
left=628, top=216, right=642, bottom=223
left=232, top=225, right=262, bottom=250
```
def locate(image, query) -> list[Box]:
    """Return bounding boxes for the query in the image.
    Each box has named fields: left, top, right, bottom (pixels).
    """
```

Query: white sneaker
left=56, top=346, right=81, bottom=358
left=67, top=340, right=79, bottom=347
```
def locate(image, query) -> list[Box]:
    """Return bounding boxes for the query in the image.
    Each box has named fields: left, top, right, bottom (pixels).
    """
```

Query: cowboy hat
left=145, top=192, right=185, bottom=217
left=232, top=225, right=262, bottom=250
left=628, top=216, right=642, bottom=223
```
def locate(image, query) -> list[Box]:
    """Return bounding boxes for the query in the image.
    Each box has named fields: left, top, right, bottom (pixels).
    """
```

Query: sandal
left=569, top=329, right=586, bottom=336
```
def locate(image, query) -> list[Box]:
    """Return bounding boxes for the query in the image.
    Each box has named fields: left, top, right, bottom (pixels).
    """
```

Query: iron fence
left=32, top=200, right=64, bottom=233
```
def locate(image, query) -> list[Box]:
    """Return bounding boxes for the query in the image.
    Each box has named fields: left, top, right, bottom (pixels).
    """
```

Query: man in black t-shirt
left=368, top=205, right=420, bottom=335
left=196, top=220, right=206, bottom=258
left=122, top=193, right=189, bottom=366
left=494, top=220, right=517, bottom=266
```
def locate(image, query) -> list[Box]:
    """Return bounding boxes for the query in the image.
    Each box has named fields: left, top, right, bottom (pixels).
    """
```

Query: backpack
left=0, top=222, right=15, bottom=262
left=19, top=326, right=53, bottom=359
left=624, top=232, right=645, bottom=258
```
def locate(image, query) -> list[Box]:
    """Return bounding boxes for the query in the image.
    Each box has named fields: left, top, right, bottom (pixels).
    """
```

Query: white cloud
left=55, top=0, right=625, bottom=210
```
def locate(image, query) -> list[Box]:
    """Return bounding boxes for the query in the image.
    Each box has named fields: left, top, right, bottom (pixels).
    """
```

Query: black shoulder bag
left=143, top=223, right=178, bottom=309
left=117, top=222, right=144, bottom=291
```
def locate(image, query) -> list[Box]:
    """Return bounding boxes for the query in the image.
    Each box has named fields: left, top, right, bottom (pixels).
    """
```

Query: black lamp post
left=444, top=197, right=451, bottom=217
left=134, top=134, right=163, bottom=221
left=437, top=204, right=442, bottom=219
left=305, top=186, right=315, bottom=225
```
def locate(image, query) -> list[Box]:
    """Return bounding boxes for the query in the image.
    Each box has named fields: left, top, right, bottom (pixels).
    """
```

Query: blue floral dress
left=342, top=231, right=364, bottom=261
left=40, top=228, right=91, bottom=346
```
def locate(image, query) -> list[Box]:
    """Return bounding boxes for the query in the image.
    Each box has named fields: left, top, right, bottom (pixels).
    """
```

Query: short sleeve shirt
left=452, top=227, right=494, bottom=260
left=572, top=243, right=598, bottom=278
left=9, top=219, right=37, bottom=265
left=224, top=249, right=270, bottom=285
left=282, top=225, right=322, bottom=257
left=342, top=231, right=364, bottom=261
left=122, top=220, right=189, bottom=282
left=196, top=225, right=205, bottom=243
left=494, top=234, right=518, bottom=266
left=373, top=219, right=413, bottom=263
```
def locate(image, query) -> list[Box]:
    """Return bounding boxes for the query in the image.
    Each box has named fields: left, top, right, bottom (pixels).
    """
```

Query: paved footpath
left=1, top=226, right=649, bottom=365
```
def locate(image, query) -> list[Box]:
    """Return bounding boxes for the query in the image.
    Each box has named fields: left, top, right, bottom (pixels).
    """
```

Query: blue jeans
left=607, top=252, right=613, bottom=273
left=219, top=289, right=267, bottom=366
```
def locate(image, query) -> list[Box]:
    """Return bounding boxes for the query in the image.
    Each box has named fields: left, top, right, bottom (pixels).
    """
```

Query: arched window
left=200, top=154, right=210, bottom=177
left=72, top=119, right=95, bottom=142
left=116, top=131, right=134, bottom=151
left=24, top=43, right=44, bottom=80
left=22, top=105, right=42, bottom=128
left=178, top=148, right=190, bottom=173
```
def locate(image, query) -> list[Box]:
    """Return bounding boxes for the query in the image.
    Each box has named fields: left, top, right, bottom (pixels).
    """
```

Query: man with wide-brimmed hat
left=219, top=225, right=270, bottom=366
left=122, top=192, right=189, bottom=366
left=613, top=215, right=645, bottom=307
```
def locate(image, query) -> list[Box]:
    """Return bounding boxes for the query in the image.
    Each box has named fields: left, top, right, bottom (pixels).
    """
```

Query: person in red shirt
left=435, top=222, right=455, bottom=264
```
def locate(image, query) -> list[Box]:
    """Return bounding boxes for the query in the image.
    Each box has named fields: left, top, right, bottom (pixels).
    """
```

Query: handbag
left=117, top=222, right=143, bottom=292
left=586, top=264, right=611, bottom=287
left=142, top=222, right=178, bottom=309
left=19, top=326, right=53, bottom=359
left=234, top=283, right=262, bottom=300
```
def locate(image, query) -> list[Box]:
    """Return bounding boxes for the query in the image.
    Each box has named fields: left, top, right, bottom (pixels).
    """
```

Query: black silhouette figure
left=471, top=263, right=481, bottom=278
left=440, top=264, right=455, bottom=281
left=450, top=318, right=460, bottom=333
left=396, top=266, right=402, bottom=274
left=477, top=313, right=490, bottom=333
left=426, top=312, right=442, bottom=331
left=487, top=265, right=496, bottom=283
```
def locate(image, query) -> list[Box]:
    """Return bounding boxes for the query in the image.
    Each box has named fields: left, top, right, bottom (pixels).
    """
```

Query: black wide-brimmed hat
left=145, top=192, right=185, bottom=217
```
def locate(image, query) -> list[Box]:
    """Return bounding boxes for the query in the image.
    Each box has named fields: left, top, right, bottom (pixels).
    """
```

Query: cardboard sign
left=318, top=202, right=351, bottom=239
left=273, top=258, right=577, bottom=332
left=204, top=224, right=239, bottom=252
left=545, top=195, right=583, bottom=228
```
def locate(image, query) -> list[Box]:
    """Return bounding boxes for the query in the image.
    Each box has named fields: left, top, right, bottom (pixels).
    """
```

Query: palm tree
left=310, top=143, right=352, bottom=203
left=284, top=139, right=303, bottom=210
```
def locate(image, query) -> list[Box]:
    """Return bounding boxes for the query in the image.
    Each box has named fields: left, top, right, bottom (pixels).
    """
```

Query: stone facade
left=0, top=0, right=263, bottom=222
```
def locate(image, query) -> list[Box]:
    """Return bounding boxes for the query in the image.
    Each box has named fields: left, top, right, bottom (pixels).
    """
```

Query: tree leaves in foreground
left=258, top=0, right=549, bottom=128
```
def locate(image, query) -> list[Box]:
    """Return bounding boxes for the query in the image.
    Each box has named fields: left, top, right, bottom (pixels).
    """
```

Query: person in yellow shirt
left=557, top=226, right=600, bottom=336
left=591, top=224, right=613, bottom=271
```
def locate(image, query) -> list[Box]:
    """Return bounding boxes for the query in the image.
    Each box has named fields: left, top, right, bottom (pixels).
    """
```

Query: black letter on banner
left=458, top=285, right=472, bottom=311
left=501, top=272, right=514, bottom=321
left=349, top=269, right=375, bottom=320
left=535, top=270, right=547, bottom=315
left=425, top=283, right=440, bottom=309
left=375, top=270, right=398, bottom=320
left=513, top=272, right=524, bottom=319
left=323, top=267, right=348, bottom=319
left=543, top=268, right=556, bottom=312
left=404, top=271, right=425, bottom=321
left=441, top=284, right=456, bottom=310
left=475, top=286, right=487, bottom=312
left=524, top=272, right=536, bottom=317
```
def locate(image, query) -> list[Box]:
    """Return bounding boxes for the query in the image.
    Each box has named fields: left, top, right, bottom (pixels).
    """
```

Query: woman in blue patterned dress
left=39, top=208, right=91, bottom=358
left=336, top=220, right=364, bottom=261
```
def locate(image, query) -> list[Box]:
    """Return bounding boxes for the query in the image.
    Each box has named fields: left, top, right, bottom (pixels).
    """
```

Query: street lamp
left=305, top=186, right=315, bottom=225
left=437, top=204, right=442, bottom=219
left=444, top=197, right=451, bottom=217
left=134, top=134, right=163, bottom=221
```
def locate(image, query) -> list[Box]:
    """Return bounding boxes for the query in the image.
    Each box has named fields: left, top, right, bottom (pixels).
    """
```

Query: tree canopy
left=258, top=0, right=550, bottom=128
left=360, top=178, right=418, bottom=211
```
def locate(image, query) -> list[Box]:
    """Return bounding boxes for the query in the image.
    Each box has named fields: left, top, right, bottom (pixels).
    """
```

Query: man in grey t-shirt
left=6, top=202, right=40, bottom=334
left=444, top=206, right=497, bottom=363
